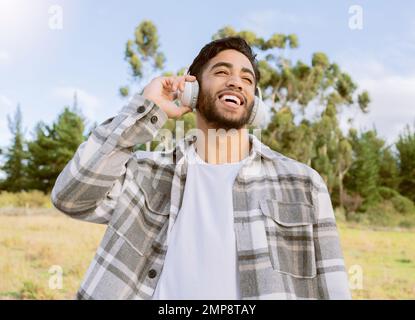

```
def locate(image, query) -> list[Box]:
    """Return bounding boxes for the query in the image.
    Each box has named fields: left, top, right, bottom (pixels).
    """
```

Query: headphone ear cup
left=179, top=81, right=199, bottom=110
left=248, top=96, right=266, bottom=127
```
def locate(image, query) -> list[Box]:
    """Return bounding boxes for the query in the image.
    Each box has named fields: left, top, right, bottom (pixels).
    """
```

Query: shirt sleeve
left=51, top=93, right=168, bottom=224
left=310, top=169, right=352, bottom=299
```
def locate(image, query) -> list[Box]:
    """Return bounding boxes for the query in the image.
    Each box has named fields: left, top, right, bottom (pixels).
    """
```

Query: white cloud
left=336, top=58, right=415, bottom=144
left=52, top=87, right=101, bottom=121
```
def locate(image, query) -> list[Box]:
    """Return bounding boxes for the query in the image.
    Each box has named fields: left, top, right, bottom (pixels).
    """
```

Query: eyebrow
left=210, top=62, right=255, bottom=81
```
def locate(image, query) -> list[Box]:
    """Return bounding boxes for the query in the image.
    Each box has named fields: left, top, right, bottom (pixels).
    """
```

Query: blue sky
left=1, top=0, right=415, bottom=150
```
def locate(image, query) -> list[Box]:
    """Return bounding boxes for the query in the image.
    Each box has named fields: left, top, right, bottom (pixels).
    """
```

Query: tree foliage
left=0, top=105, right=27, bottom=192
left=119, top=20, right=166, bottom=98
left=0, top=21, right=413, bottom=223
left=396, top=124, right=415, bottom=202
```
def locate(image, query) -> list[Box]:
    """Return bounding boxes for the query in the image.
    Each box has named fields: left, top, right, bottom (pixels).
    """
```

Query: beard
left=196, top=87, right=254, bottom=130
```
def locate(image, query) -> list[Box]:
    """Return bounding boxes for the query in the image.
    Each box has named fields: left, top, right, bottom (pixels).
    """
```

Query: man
left=51, top=37, right=351, bottom=300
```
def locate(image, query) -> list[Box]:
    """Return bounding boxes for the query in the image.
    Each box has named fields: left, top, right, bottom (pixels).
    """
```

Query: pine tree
left=344, top=129, right=384, bottom=211
left=26, top=107, right=85, bottom=192
left=396, top=124, right=415, bottom=202
left=378, top=145, right=400, bottom=190
left=26, top=121, right=58, bottom=191
left=0, top=105, right=28, bottom=191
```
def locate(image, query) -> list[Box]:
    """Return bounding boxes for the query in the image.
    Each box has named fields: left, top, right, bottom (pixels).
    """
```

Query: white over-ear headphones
left=178, top=72, right=266, bottom=127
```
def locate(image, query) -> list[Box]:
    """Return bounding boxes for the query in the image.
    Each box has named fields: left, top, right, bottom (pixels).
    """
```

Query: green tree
left=26, top=107, right=85, bottom=192
left=378, top=145, right=400, bottom=190
left=396, top=123, right=415, bottom=202
left=119, top=20, right=166, bottom=98
left=262, top=106, right=314, bottom=165
left=0, top=104, right=28, bottom=191
left=344, top=129, right=384, bottom=211
left=26, top=122, right=58, bottom=191
left=212, top=26, right=369, bottom=113
left=213, top=26, right=369, bottom=196
left=126, top=21, right=369, bottom=205
left=311, top=103, right=353, bottom=205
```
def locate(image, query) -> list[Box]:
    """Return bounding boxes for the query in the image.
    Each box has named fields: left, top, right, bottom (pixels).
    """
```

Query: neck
left=195, top=111, right=251, bottom=164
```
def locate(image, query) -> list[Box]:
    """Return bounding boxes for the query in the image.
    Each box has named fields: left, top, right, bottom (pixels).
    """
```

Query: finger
left=161, top=78, right=174, bottom=90
left=172, top=79, right=180, bottom=92
left=172, top=76, right=185, bottom=92
left=168, top=104, right=192, bottom=119
left=176, top=78, right=186, bottom=92
left=168, top=76, right=190, bottom=92
left=176, top=106, right=193, bottom=118
left=185, top=75, right=196, bottom=82
left=179, top=76, right=195, bottom=91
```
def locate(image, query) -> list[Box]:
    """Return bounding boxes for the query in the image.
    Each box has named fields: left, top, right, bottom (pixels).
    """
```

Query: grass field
left=0, top=208, right=414, bottom=299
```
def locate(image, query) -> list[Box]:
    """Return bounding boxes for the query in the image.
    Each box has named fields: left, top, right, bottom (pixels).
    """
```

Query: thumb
left=179, top=106, right=193, bottom=116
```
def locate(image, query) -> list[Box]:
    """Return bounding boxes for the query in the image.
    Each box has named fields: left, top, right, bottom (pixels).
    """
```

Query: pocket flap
left=259, top=199, right=316, bottom=226
left=138, top=179, right=170, bottom=216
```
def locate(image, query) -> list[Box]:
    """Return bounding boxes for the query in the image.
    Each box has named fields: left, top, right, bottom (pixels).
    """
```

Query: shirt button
left=148, top=269, right=157, bottom=279
left=137, top=105, right=146, bottom=113
left=150, top=115, right=158, bottom=124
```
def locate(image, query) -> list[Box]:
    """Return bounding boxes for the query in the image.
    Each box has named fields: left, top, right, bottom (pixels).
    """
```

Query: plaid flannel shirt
left=51, top=93, right=351, bottom=300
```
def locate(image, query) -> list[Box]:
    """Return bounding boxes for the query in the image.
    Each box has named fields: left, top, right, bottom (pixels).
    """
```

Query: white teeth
left=220, top=94, right=241, bottom=105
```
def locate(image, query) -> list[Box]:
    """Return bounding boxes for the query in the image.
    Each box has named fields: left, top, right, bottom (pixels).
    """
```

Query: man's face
left=197, top=49, right=256, bottom=130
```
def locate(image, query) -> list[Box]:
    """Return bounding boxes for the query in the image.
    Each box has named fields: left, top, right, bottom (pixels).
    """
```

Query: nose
left=225, top=76, right=243, bottom=91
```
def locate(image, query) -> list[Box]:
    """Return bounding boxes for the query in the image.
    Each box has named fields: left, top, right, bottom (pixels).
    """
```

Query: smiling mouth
left=219, top=99, right=241, bottom=110
left=218, top=93, right=245, bottom=109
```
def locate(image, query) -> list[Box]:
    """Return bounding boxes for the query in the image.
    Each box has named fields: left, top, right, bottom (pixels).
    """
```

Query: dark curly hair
left=188, top=36, right=260, bottom=86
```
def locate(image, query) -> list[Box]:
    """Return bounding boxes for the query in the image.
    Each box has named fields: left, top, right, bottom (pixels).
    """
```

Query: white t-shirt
left=152, top=145, right=247, bottom=300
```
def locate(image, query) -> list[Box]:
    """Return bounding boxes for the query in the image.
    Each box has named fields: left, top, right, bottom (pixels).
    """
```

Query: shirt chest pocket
left=110, top=178, right=171, bottom=258
left=259, top=199, right=317, bottom=279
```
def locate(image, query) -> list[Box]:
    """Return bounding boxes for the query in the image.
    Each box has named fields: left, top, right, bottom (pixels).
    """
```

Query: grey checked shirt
left=51, top=93, right=351, bottom=300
